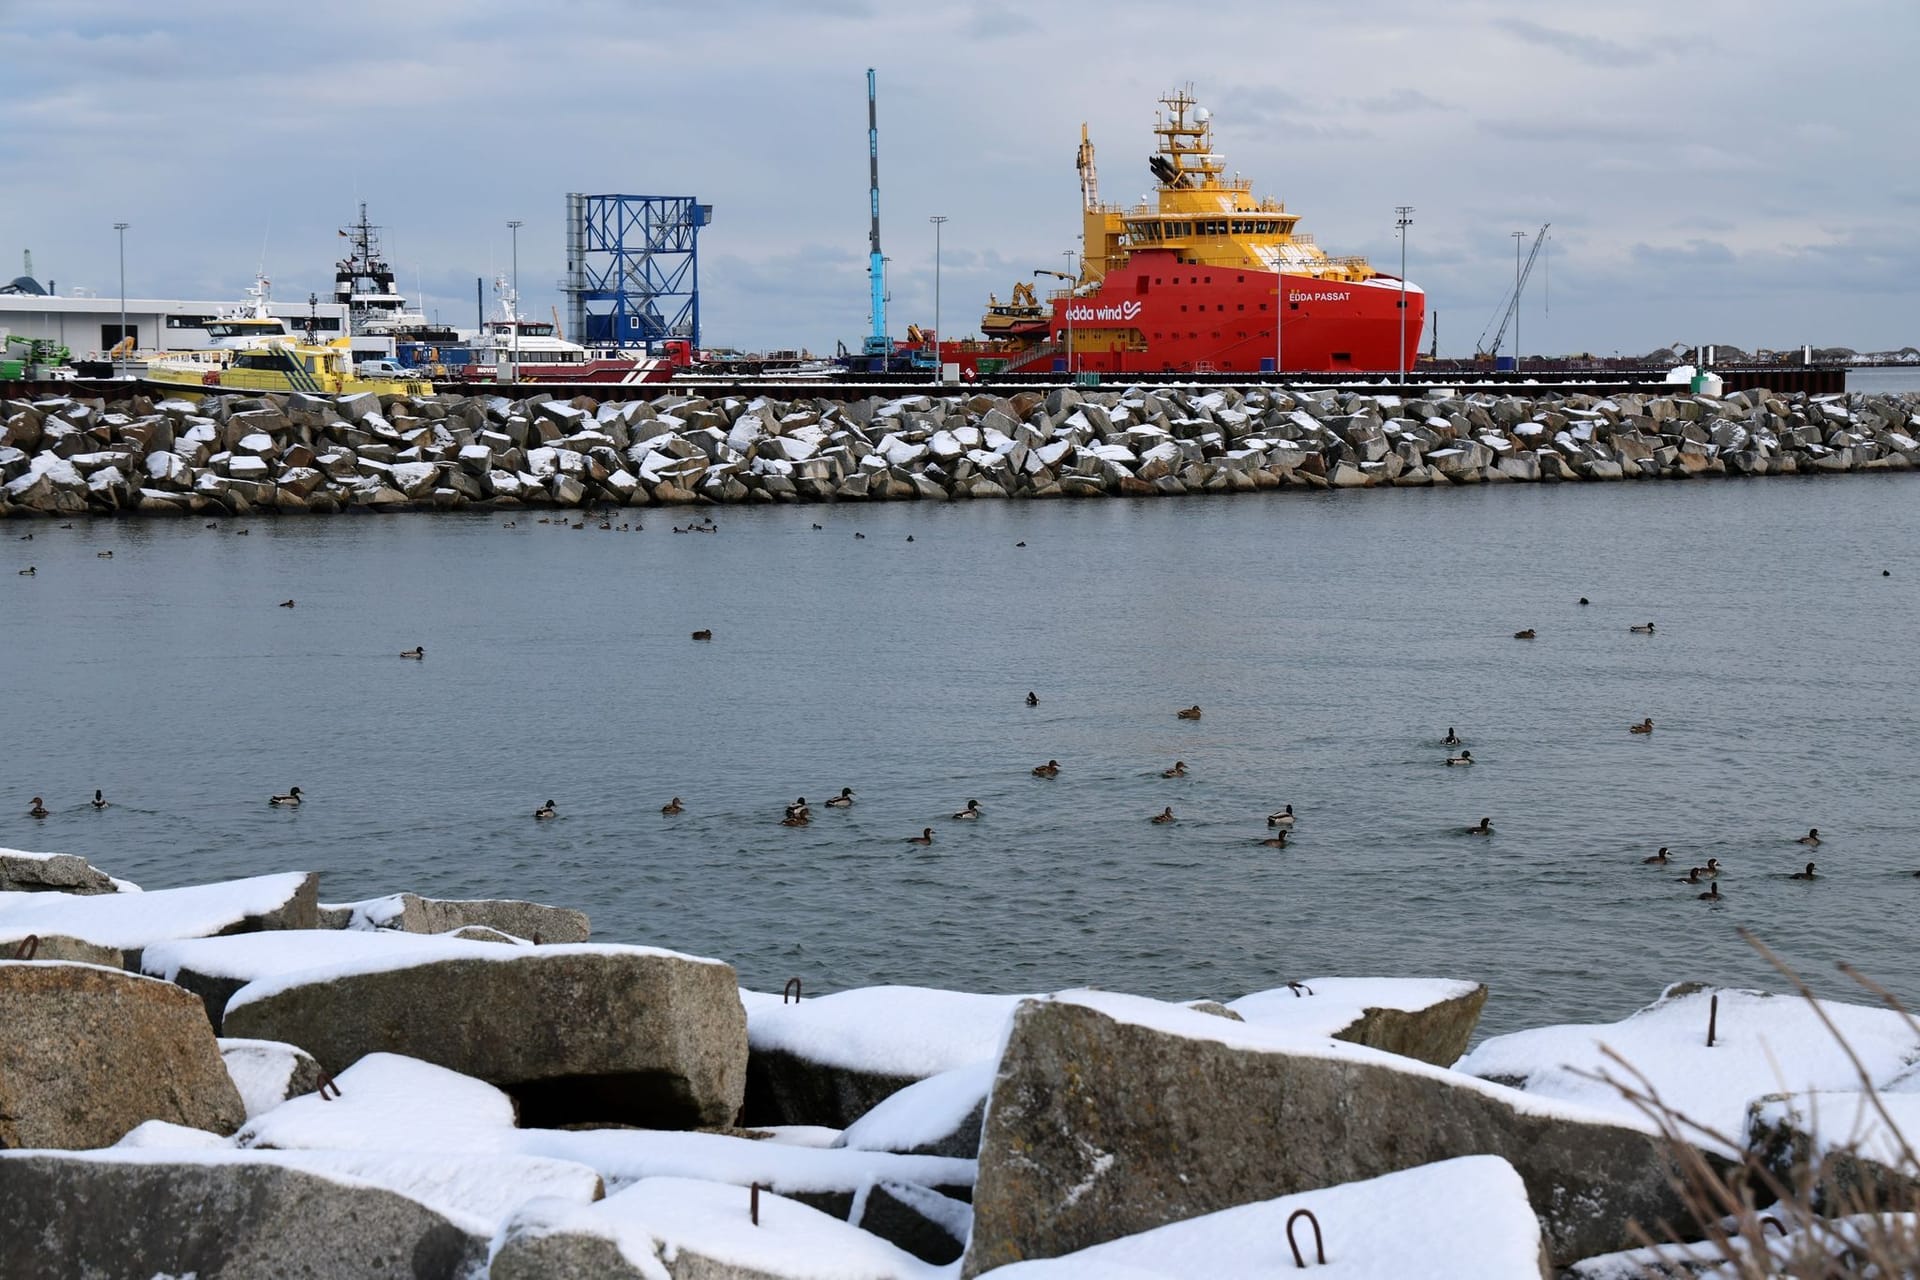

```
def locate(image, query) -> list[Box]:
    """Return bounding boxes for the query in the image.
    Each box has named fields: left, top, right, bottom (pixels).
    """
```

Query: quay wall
left=3, top=382, right=1918, bottom=518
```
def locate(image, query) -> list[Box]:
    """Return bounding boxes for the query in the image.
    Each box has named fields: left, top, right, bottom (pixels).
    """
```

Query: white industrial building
left=0, top=289, right=351, bottom=360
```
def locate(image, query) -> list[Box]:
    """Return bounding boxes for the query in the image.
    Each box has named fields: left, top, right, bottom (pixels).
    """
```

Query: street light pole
left=113, top=222, right=129, bottom=377
left=1511, top=229, right=1525, bottom=372
left=929, top=215, right=947, bottom=375
left=1394, top=206, right=1413, bottom=384
left=507, top=219, right=523, bottom=384
left=1063, top=249, right=1077, bottom=375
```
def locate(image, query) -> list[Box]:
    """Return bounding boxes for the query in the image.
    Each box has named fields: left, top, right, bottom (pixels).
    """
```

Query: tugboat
left=942, top=87, right=1424, bottom=377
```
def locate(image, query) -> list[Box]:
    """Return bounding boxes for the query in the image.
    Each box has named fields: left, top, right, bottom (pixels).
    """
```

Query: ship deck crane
left=1475, top=222, right=1550, bottom=360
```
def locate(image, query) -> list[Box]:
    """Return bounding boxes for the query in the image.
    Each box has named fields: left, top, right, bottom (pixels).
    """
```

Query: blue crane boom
left=863, top=69, right=889, bottom=360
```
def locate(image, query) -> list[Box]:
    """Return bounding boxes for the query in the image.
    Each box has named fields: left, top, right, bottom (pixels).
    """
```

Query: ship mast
left=1077, top=124, right=1098, bottom=211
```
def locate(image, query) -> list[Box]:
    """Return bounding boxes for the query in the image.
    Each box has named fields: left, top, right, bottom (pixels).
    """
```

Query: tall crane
left=862, top=69, right=889, bottom=363
left=1476, top=222, right=1550, bottom=360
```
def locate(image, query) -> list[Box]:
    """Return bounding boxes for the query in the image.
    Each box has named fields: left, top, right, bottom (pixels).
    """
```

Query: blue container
left=1494, top=356, right=1517, bottom=372
left=1259, top=357, right=1276, bottom=372
left=1051, top=358, right=1068, bottom=373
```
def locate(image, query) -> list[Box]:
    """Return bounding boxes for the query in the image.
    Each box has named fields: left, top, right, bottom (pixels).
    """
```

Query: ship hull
left=945, top=256, right=1423, bottom=377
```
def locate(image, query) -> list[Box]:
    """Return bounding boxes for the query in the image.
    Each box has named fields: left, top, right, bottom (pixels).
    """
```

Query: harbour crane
left=862, top=68, right=889, bottom=367
left=1475, top=222, right=1550, bottom=361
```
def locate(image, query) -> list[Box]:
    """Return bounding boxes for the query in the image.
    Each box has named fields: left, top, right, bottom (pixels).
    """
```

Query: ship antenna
left=1078, top=123, right=1099, bottom=212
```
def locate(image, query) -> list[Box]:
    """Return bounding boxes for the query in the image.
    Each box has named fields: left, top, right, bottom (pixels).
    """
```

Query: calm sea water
left=6, top=465, right=1920, bottom=1039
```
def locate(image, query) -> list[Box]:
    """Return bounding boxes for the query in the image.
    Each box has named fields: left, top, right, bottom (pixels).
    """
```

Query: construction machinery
left=1476, top=223, right=1550, bottom=362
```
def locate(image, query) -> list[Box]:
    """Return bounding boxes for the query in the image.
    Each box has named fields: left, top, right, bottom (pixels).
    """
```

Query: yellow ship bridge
left=1075, top=86, right=1381, bottom=290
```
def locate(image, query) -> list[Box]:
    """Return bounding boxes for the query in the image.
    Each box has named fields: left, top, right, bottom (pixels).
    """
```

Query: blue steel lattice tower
left=563, top=194, right=710, bottom=352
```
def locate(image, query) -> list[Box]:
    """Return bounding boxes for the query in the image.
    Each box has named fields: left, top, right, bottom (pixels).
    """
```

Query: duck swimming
left=1151, top=806, right=1175, bottom=824
left=1579, top=597, right=1590, bottom=605
left=533, top=799, right=557, bottom=820
left=780, top=811, right=810, bottom=827
left=660, top=797, right=683, bottom=815
left=269, top=786, right=303, bottom=807
left=91, top=789, right=108, bottom=810
left=1629, top=719, right=1654, bottom=734
left=1796, top=828, right=1822, bottom=846
left=907, top=827, right=933, bottom=845
left=1442, top=728, right=1462, bottom=746
left=1466, top=817, right=1493, bottom=836
left=28, top=796, right=48, bottom=819
left=1032, top=760, right=1061, bottom=778
left=1642, top=846, right=1671, bottom=865
left=1268, top=804, right=1295, bottom=827
left=691, top=629, right=712, bottom=641
left=400, top=646, right=424, bottom=659
left=1698, top=881, right=1722, bottom=901
left=17, top=566, right=34, bottom=576
left=279, top=599, right=295, bottom=608
left=951, top=799, right=982, bottom=820
left=1259, top=829, right=1290, bottom=848
left=1701, top=858, right=1722, bottom=878
left=1679, top=867, right=1704, bottom=884
left=1026, top=691, right=1039, bottom=706
left=1630, top=622, right=1655, bottom=634
left=1513, top=629, right=1536, bottom=640
left=1161, top=761, right=1188, bottom=778
left=825, top=787, right=856, bottom=808
left=1790, top=862, right=1818, bottom=880
left=1446, top=750, right=1473, bottom=766
left=1176, top=705, right=1202, bottom=720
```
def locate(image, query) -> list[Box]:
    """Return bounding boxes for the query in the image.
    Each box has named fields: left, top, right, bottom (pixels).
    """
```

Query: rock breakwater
left=3, top=382, right=1918, bottom=517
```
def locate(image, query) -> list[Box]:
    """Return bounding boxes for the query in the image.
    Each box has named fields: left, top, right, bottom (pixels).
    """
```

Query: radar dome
left=1194, top=106, right=1210, bottom=123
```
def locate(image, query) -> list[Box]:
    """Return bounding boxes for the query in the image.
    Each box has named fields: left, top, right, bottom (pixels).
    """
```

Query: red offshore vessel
left=941, top=87, right=1424, bottom=377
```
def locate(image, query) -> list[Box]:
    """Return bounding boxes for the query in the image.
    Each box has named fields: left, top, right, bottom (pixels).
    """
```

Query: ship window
left=1237, top=304, right=1245, bottom=311
left=1180, top=305, right=1187, bottom=312
left=1237, top=276, right=1245, bottom=284
left=1154, top=277, right=1162, bottom=285
left=1259, top=303, right=1268, bottom=311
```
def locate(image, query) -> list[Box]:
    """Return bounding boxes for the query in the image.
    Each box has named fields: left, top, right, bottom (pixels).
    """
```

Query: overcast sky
left=3, top=0, right=1913, bottom=358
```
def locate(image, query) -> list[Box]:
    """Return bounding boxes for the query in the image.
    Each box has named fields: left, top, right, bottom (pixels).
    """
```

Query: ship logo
left=1064, top=300, right=1143, bottom=323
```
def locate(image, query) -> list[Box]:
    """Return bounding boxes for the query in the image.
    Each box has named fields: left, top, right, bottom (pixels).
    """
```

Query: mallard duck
left=785, top=797, right=810, bottom=819
left=1446, top=751, right=1473, bottom=766
left=825, top=788, right=855, bottom=808
left=1790, top=862, right=1818, bottom=881
left=660, top=797, right=683, bottom=815
left=1796, top=828, right=1821, bottom=846
left=691, top=629, right=712, bottom=641
left=1629, top=718, right=1654, bottom=734
left=400, top=647, right=424, bottom=659
left=96, top=550, right=113, bottom=559
left=234, top=529, right=249, bottom=536
left=906, top=827, right=933, bottom=845
left=1161, top=761, right=1188, bottom=778
left=278, top=599, right=296, bottom=608
left=1259, top=829, right=1290, bottom=848
left=951, top=799, right=982, bottom=820
left=1267, top=805, right=1295, bottom=827
left=1032, top=760, right=1060, bottom=778
left=1698, top=881, right=1722, bottom=901
left=1026, top=691, right=1039, bottom=706
left=1176, top=705, right=1203, bottom=720
left=1642, top=846, right=1671, bottom=865
left=16, top=566, right=34, bottom=576
left=1514, top=629, right=1536, bottom=640
left=269, top=786, right=303, bottom=807
left=780, top=812, right=810, bottom=827
left=1151, top=806, right=1175, bottom=824
left=1630, top=622, right=1655, bottom=634
left=1466, top=817, right=1493, bottom=835
left=91, top=789, right=108, bottom=810
left=533, top=799, right=557, bottom=820
left=28, top=796, right=49, bottom=819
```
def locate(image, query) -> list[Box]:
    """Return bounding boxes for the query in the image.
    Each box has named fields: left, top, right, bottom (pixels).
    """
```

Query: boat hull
left=944, top=257, right=1424, bottom=377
